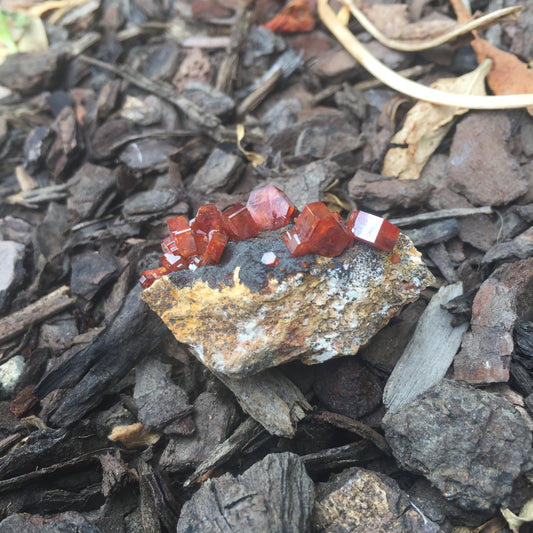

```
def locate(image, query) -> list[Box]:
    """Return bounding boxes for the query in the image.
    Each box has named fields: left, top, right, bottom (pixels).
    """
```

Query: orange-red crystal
left=222, top=204, right=259, bottom=240
left=292, top=202, right=353, bottom=257
left=347, top=211, right=401, bottom=253
left=139, top=185, right=402, bottom=288
left=247, top=185, right=298, bottom=231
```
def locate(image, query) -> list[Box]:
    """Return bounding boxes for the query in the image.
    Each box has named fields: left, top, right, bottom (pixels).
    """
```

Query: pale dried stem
left=344, top=0, right=521, bottom=52
left=317, top=0, right=533, bottom=109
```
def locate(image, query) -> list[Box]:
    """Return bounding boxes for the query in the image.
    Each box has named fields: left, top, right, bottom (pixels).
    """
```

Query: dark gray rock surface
left=382, top=379, right=532, bottom=512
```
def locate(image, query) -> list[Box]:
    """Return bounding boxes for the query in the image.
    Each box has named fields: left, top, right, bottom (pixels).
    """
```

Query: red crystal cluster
left=139, top=185, right=401, bottom=288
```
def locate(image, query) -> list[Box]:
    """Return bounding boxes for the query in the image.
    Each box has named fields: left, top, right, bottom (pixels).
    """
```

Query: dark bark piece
left=447, top=112, right=527, bottom=206
left=122, top=187, right=182, bottom=222
left=403, top=219, right=460, bottom=247
left=190, top=148, right=244, bottom=194
left=348, top=169, right=432, bottom=212
left=176, top=452, right=314, bottom=533
left=0, top=427, right=105, bottom=481
left=383, top=379, right=532, bottom=512
left=312, top=411, right=392, bottom=456
left=183, top=82, right=235, bottom=117
left=99, top=452, right=130, bottom=498
left=0, top=286, right=76, bottom=345
left=216, top=2, right=253, bottom=94
left=301, top=441, right=374, bottom=475
left=426, top=242, right=458, bottom=283
left=45, top=106, right=84, bottom=179
left=313, top=358, right=382, bottom=419
left=0, top=511, right=100, bottom=533
left=313, top=467, right=443, bottom=533
left=482, top=227, right=533, bottom=263
left=23, top=126, right=55, bottom=174
left=133, top=356, right=193, bottom=431
left=70, top=249, right=126, bottom=303
left=215, top=368, right=311, bottom=437
left=138, top=460, right=180, bottom=532
left=0, top=50, right=66, bottom=95
left=34, top=285, right=166, bottom=426
left=454, top=258, right=533, bottom=384
left=67, top=163, right=116, bottom=220
left=184, top=417, right=262, bottom=487
left=159, top=390, right=237, bottom=473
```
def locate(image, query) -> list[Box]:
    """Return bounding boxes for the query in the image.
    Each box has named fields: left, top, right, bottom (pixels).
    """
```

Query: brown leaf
left=382, top=60, right=489, bottom=180
left=449, top=0, right=533, bottom=116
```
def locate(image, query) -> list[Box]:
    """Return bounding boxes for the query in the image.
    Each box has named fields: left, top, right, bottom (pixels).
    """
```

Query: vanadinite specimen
left=246, top=184, right=298, bottom=231
left=141, top=231, right=434, bottom=377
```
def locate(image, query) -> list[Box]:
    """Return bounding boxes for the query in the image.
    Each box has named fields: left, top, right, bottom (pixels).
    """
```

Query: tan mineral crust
left=141, top=231, right=435, bottom=377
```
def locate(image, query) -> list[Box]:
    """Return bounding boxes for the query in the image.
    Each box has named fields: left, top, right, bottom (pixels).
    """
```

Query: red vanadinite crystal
left=140, top=185, right=402, bottom=288
left=161, top=253, right=188, bottom=272
left=199, top=230, right=228, bottom=266
left=168, top=215, right=198, bottom=257
left=161, top=236, right=179, bottom=255
left=222, top=204, right=259, bottom=240
left=282, top=228, right=312, bottom=257
left=247, top=185, right=298, bottom=231
left=139, top=266, right=168, bottom=288
left=293, top=202, right=353, bottom=257
left=347, top=211, right=400, bottom=253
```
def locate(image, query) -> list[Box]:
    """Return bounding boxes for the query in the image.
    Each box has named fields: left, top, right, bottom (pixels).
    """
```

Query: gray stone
left=382, top=379, right=532, bottom=512
left=0, top=355, right=25, bottom=400
left=176, top=453, right=314, bottom=533
left=0, top=240, right=25, bottom=314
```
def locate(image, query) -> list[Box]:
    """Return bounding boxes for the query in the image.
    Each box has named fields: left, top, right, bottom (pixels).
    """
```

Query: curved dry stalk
left=343, top=0, right=521, bottom=52
left=317, top=0, right=533, bottom=109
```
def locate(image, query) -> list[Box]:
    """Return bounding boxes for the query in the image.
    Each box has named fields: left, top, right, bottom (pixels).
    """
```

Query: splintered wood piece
left=215, top=368, right=312, bottom=437
left=0, top=286, right=76, bottom=344
left=383, top=282, right=468, bottom=413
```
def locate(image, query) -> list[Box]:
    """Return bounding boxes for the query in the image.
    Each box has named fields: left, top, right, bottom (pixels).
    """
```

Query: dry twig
left=317, top=0, right=533, bottom=109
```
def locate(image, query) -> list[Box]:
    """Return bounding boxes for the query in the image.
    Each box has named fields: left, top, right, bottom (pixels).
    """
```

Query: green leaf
left=0, top=10, right=18, bottom=53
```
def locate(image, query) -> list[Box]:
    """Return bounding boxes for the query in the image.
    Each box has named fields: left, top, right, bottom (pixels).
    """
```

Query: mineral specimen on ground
left=141, top=231, right=434, bottom=377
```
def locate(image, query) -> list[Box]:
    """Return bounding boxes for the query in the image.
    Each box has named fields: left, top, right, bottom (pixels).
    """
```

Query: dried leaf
left=263, top=0, right=315, bottom=34
left=382, top=60, right=489, bottom=180
left=236, top=124, right=265, bottom=167
left=317, top=0, right=533, bottom=109
left=449, top=0, right=533, bottom=116
left=502, top=498, right=533, bottom=533
left=108, top=422, right=161, bottom=448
